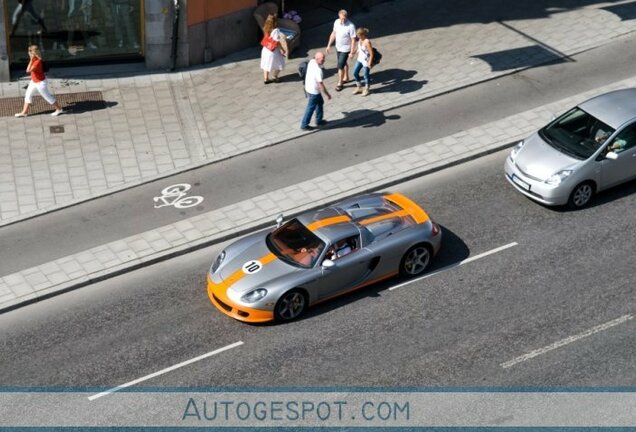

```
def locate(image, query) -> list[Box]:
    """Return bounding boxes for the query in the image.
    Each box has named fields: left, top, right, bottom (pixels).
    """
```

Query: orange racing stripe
left=207, top=251, right=278, bottom=322
left=384, top=193, right=430, bottom=224
left=223, top=252, right=277, bottom=288
left=207, top=275, right=274, bottom=322
left=359, top=209, right=410, bottom=226
left=306, top=215, right=351, bottom=231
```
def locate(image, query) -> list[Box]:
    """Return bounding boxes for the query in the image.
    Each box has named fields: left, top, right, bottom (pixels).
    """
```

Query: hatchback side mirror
left=275, top=214, right=284, bottom=227
left=605, top=151, right=618, bottom=160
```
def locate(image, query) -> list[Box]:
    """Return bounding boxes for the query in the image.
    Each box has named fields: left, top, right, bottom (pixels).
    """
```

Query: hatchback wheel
left=568, top=182, right=594, bottom=209
left=399, top=244, right=432, bottom=277
left=274, top=289, right=307, bottom=322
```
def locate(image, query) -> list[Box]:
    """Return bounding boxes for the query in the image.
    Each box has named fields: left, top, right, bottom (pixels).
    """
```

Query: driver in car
left=297, top=246, right=321, bottom=267
left=594, top=129, right=610, bottom=144
left=326, top=239, right=353, bottom=261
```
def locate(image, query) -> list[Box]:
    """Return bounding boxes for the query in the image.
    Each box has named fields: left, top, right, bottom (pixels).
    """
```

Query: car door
left=600, top=123, right=636, bottom=188
left=304, top=235, right=375, bottom=300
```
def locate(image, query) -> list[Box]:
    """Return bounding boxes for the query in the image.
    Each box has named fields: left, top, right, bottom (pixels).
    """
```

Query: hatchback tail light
left=431, top=221, right=440, bottom=236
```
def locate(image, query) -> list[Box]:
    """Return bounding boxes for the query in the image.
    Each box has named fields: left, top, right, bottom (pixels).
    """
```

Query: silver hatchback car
left=505, top=88, right=636, bottom=208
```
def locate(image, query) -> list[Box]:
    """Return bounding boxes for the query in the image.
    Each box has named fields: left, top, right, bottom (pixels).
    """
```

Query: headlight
left=545, top=170, right=573, bottom=186
left=509, top=140, right=525, bottom=161
left=241, top=289, right=268, bottom=303
left=211, top=250, right=226, bottom=273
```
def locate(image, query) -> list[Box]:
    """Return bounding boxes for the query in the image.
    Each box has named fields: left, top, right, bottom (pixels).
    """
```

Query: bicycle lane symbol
left=153, top=183, right=204, bottom=209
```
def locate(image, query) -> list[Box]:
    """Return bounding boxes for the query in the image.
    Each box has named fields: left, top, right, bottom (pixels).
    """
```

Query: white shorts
left=24, top=80, right=57, bottom=105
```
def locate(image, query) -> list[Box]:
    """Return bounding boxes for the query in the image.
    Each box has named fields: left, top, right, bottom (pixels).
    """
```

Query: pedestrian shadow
left=372, top=69, right=428, bottom=94
left=328, top=109, right=401, bottom=129
left=64, top=100, right=118, bottom=114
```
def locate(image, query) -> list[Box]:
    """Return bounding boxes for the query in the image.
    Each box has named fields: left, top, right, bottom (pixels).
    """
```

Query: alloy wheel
left=276, top=291, right=306, bottom=321
left=572, top=184, right=593, bottom=207
left=403, top=246, right=430, bottom=276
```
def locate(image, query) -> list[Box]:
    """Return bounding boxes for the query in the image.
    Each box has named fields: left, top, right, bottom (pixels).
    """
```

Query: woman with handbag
left=351, top=27, right=374, bottom=97
left=260, top=14, right=288, bottom=84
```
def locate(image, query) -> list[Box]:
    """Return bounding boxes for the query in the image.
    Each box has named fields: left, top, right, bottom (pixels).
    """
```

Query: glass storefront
left=5, top=0, right=143, bottom=65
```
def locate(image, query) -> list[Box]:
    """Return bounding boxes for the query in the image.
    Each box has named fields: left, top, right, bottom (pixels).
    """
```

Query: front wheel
left=274, top=289, right=307, bottom=322
left=567, top=182, right=594, bottom=209
left=399, top=244, right=432, bottom=277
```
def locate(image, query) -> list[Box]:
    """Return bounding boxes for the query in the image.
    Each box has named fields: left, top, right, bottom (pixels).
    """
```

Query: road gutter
left=3, top=75, right=636, bottom=313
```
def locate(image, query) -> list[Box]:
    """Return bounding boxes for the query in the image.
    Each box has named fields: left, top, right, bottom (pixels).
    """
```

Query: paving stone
left=9, top=282, right=36, bottom=298
left=23, top=271, right=48, bottom=286
left=4, top=0, right=636, bottom=309
left=80, top=260, right=106, bottom=273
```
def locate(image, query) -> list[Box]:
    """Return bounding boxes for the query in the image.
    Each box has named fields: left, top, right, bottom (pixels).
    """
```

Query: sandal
left=335, top=84, right=343, bottom=92
left=264, top=79, right=272, bottom=84
left=273, top=77, right=280, bottom=83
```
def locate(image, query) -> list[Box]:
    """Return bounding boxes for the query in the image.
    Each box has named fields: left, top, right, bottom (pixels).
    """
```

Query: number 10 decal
left=242, top=260, right=263, bottom=274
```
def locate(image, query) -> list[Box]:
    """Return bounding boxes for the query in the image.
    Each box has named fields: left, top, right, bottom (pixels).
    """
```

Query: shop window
left=6, top=0, right=143, bottom=65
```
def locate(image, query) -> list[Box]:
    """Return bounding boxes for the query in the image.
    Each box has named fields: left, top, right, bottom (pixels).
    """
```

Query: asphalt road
left=3, top=34, right=636, bottom=275
left=1, top=150, right=634, bottom=389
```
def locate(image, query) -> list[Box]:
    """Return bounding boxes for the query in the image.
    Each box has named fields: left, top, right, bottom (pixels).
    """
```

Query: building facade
left=0, top=0, right=262, bottom=82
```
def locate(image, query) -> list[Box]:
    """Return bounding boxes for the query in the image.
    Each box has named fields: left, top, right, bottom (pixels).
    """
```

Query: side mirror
left=321, top=259, right=335, bottom=269
left=605, top=151, right=618, bottom=160
left=275, top=213, right=284, bottom=227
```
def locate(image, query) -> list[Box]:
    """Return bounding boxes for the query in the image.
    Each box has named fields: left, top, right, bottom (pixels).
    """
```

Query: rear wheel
left=274, top=289, right=307, bottom=322
left=399, top=244, right=432, bottom=277
left=567, top=181, right=594, bottom=209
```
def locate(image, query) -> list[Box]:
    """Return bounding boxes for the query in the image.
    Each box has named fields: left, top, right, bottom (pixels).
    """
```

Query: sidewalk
left=1, top=0, right=635, bottom=225
left=3, top=72, right=636, bottom=312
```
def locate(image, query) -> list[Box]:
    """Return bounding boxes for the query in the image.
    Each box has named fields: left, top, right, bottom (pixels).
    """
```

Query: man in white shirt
left=300, top=52, right=331, bottom=131
left=326, top=9, right=356, bottom=91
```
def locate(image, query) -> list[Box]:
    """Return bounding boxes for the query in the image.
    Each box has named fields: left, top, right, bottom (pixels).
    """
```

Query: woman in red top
left=15, top=45, right=64, bottom=117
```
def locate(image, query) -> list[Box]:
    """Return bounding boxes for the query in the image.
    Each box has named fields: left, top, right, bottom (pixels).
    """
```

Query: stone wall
left=144, top=0, right=190, bottom=70
left=187, top=7, right=258, bottom=65
left=0, top=0, right=10, bottom=81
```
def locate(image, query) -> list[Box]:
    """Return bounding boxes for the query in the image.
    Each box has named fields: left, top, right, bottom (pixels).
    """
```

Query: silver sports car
left=207, top=192, right=442, bottom=323
left=505, top=88, right=636, bottom=208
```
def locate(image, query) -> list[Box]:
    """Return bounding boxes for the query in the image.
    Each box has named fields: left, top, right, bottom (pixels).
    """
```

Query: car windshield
left=540, top=107, right=615, bottom=160
left=266, top=219, right=326, bottom=268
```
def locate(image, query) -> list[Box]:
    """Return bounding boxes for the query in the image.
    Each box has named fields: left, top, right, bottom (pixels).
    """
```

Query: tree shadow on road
left=471, top=45, right=568, bottom=72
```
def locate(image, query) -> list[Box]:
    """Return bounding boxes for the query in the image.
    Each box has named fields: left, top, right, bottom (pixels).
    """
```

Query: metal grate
left=0, top=90, right=105, bottom=117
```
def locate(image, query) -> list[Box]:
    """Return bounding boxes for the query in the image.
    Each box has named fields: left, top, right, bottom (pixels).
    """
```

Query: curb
left=1, top=32, right=629, bottom=229
left=0, top=137, right=519, bottom=314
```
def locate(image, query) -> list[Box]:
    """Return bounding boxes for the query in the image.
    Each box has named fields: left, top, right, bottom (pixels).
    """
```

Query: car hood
left=514, top=133, right=579, bottom=180
left=218, top=237, right=300, bottom=294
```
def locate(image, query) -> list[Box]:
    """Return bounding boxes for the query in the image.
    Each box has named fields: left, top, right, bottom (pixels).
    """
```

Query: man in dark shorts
left=326, top=9, right=356, bottom=91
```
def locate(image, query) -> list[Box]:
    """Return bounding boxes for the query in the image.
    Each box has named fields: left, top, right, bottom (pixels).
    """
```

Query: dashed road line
left=389, top=242, right=518, bottom=291
left=88, top=341, right=244, bottom=401
left=501, top=314, right=634, bottom=369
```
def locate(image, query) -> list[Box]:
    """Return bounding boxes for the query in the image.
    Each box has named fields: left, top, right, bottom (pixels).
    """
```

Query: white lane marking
left=88, top=341, right=244, bottom=401
left=501, top=314, right=633, bottom=369
left=389, top=242, right=518, bottom=291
